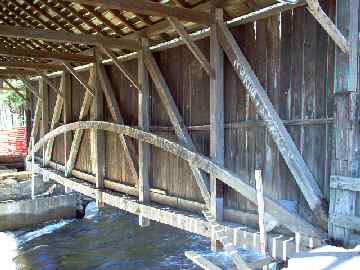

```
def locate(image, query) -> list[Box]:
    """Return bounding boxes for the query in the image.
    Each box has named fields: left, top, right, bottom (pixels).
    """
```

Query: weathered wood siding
left=45, top=3, right=335, bottom=224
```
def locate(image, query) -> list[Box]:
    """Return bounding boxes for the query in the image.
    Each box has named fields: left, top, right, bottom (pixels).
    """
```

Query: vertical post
left=63, top=71, right=72, bottom=193
left=255, top=170, right=267, bottom=260
left=31, top=138, right=35, bottom=199
left=40, top=76, right=49, bottom=165
left=210, top=7, right=224, bottom=251
left=330, top=0, right=360, bottom=245
left=92, top=60, right=105, bottom=208
left=138, top=37, right=151, bottom=227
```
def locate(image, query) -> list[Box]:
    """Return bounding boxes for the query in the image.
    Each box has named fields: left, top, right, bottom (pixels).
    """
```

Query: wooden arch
left=32, top=120, right=325, bottom=238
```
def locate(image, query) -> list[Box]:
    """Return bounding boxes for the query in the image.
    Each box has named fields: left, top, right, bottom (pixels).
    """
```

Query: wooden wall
left=42, top=2, right=336, bottom=226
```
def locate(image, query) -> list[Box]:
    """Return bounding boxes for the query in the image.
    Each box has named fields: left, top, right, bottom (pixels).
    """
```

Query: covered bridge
left=0, top=0, right=359, bottom=268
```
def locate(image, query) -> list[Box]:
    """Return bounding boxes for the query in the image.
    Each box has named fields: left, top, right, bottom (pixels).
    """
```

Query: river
left=0, top=202, right=212, bottom=270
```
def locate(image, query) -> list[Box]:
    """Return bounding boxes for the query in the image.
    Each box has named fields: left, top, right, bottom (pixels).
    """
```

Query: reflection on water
left=1, top=202, right=210, bottom=270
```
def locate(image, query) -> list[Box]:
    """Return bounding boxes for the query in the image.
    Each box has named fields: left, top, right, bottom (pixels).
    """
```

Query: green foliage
left=0, top=80, right=26, bottom=115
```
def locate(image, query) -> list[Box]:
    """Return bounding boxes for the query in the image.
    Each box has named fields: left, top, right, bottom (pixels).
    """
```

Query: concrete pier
left=0, top=194, right=78, bottom=231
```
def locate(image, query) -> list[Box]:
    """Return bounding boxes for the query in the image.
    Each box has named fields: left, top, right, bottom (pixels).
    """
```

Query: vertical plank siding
left=46, top=4, right=335, bottom=225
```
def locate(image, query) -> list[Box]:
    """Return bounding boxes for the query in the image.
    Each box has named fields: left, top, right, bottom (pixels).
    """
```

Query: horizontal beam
left=330, top=215, right=360, bottom=231
left=0, top=25, right=139, bottom=50
left=0, top=47, right=95, bottom=63
left=0, top=69, right=36, bottom=75
left=66, top=0, right=212, bottom=25
left=0, top=61, right=64, bottom=70
left=33, top=121, right=325, bottom=238
left=330, top=175, right=360, bottom=192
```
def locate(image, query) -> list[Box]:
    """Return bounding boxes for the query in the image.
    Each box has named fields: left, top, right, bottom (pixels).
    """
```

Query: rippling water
left=0, top=202, right=211, bottom=270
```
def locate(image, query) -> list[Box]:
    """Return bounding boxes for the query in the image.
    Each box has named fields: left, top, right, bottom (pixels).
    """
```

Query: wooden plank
left=0, top=25, right=139, bottom=50
left=138, top=38, right=151, bottom=227
left=65, top=0, right=212, bottom=25
left=100, top=47, right=140, bottom=91
left=96, top=61, right=139, bottom=182
left=185, top=251, right=223, bottom=270
left=167, top=16, right=214, bottom=77
left=40, top=77, right=49, bottom=162
left=306, top=0, right=349, bottom=53
left=62, top=61, right=96, bottom=96
left=203, top=210, right=251, bottom=270
left=92, top=59, right=105, bottom=207
left=44, top=76, right=65, bottom=166
left=0, top=61, right=64, bottom=70
left=64, top=69, right=95, bottom=177
left=0, top=47, right=95, bottom=63
left=209, top=8, right=224, bottom=252
left=143, top=50, right=211, bottom=207
left=255, top=170, right=267, bottom=257
left=330, top=175, right=360, bottom=192
left=215, top=19, right=327, bottom=229
left=33, top=121, right=325, bottom=237
left=30, top=99, right=42, bottom=142
left=330, top=215, right=360, bottom=231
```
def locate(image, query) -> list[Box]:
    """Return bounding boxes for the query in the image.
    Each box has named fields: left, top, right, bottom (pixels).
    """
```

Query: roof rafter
left=63, top=0, right=212, bottom=25
left=0, top=25, right=140, bottom=50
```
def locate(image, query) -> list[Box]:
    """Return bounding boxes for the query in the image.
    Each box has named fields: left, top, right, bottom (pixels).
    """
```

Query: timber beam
left=3, top=79, right=26, bottom=100
left=62, top=61, right=96, bottom=96
left=0, top=25, right=140, bottom=50
left=0, top=61, right=64, bottom=70
left=0, top=47, right=95, bottom=63
left=215, top=19, right=328, bottom=229
left=64, top=0, right=212, bottom=25
left=32, top=121, right=325, bottom=238
left=306, top=0, right=349, bottom=53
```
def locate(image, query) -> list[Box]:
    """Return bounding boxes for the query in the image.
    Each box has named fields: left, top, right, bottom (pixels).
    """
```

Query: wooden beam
left=100, top=47, right=140, bottom=91
left=0, top=61, right=64, bottom=70
left=33, top=121, right=325, bottom=237
left=44, top=76, right=65, bottom=166
left=0, top=47, right=95, bottom=63
left=203, top=210, right=251, bottom=269
left=209, top=8, right=224, bottom=252
left=17, top=75, right=42, bottom=100
left=330, top=215, right=360, bottom=231
left=215, top=19, right=328, bottom=229
left=329, top=0, right=360, bottom=245
left=306, top=0, right=349, bottom=53
left=96, top=61, right=139, bottom=182
left=63, top=71, right=72, bottom=180
left=255, top=170, right=267, bottom=257
left=40, top=76, right=49, bottom=162
left=64, top=69, right=95, bottom=177
left=185, top=251, right=222, bottom=270
left=92, top=58, right=105, bottom=207
left=167, top=16, right=214, bottom=77
left=64, top=0, right=212, bottom=25
left=138, top=38, right=151, bottom=227
left=29, top=99, right=42, bottom=148
left=62, top=61, right=96, bottom=96
left=0, top=25, right=139, bottom=50
left=143, top=50, right=211, bottom=207
left=330, top=175, right=360, bottom=192
left=1, top=69, right=37, bottom=76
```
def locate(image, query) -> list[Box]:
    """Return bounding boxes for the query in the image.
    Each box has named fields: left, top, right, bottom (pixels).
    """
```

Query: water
left=0, top=202, right=212, bottom=270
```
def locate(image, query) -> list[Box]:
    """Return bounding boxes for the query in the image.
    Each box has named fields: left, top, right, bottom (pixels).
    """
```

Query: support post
left=63, top=71, right=72, bottom=185
left=255, top=170, right=267, bottom=258
left=40, top=76, right=49, bottom=165
left=92, top=57, right=105, bottom=207
left=210, top=7, right=224, bottom=252
left=329, top=0, right=359, bottom=245
left=31, top=137, right=35, bottom=199
left=138, top=38, right=151, bottom=227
